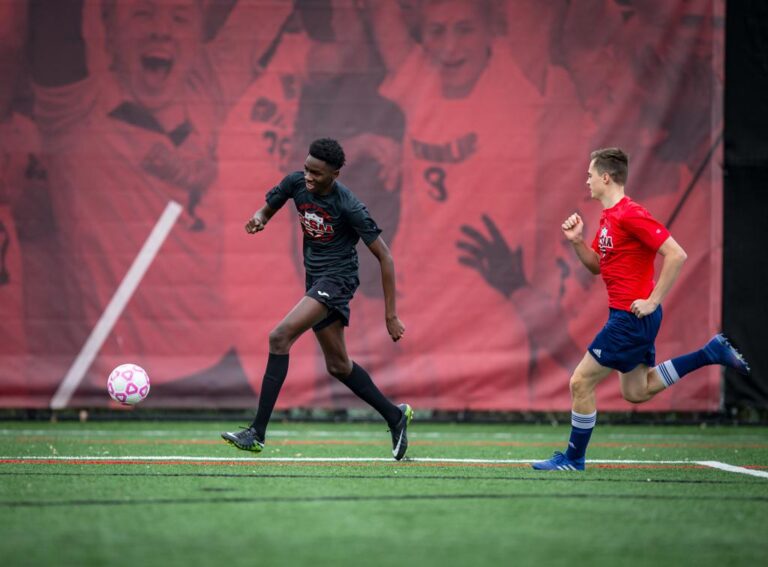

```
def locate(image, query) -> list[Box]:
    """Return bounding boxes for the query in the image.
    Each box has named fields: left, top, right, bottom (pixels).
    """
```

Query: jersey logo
left=317, top=291, right=330, bottom=298
left=598, top=227, right=613, bottom=257
left=592, top=348, right=602, bottom=358
left=298, top=205, right=335, bottom=241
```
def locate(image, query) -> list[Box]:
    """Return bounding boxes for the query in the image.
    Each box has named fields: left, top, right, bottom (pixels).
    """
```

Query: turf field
left=1, top=420, right=767, bottom=567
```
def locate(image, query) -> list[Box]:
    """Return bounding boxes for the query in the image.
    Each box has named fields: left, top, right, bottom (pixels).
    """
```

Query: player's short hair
left=309, top=138, right=346, bottom=170
left=590, top=147, right=629, bottom=185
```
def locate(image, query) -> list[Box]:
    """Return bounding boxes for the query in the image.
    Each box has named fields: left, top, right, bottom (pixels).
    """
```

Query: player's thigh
left=274, top=296, right=329, bottom=340
left=314, top=320, right=349, bottom=359
left=571, top=351, right=613, bottom=391
left=314, top=320, right=352, bottom=375
left=618, top=364, right=651, bottom=400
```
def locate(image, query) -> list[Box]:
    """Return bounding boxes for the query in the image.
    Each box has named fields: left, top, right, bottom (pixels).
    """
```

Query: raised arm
left=29, top=0, right=88, bottom=87
left=630, top=235, right=687, bottom=318
left=562, top=213, right=600, bottom=275
left=367, top=235, right=404, bottom=341
left=205, top=0, right=293, bottom=108
left=363, top=0, right=415, bottom=74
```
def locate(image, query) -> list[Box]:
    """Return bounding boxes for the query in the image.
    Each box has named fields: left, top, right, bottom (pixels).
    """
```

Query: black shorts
left=305, top=273, right=359, bottom=331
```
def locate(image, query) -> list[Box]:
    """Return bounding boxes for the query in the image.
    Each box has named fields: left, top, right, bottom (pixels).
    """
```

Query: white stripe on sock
left=571, top=410, right=597, bottom=430
left=655, top=360, right=680, bottom=388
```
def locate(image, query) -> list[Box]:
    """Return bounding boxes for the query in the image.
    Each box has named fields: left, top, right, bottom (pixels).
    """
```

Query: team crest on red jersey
left=298, top=204, right=334, bottom=241
left=598, top=226, right=614, bottom=257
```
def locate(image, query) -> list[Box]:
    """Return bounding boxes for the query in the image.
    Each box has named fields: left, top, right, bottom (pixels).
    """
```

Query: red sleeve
left=621, top=205, right=670, bottom=251
left=591, top=231, right=600, bottom=254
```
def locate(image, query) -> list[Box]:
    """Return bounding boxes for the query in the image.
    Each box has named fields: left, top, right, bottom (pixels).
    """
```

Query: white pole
left=50, top=201, right=183, bottom=409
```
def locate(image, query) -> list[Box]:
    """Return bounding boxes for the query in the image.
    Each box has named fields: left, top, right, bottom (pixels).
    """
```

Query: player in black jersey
left=222, top=138, right=412, bottom=460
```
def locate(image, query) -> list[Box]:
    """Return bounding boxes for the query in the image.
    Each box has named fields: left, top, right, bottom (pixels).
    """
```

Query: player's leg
left=222, top=296, right=328, bottom=451
left=654, top=333, right=751, bottom=390
left=532, top=351, right=612, bottom=471
left=618, top=364, right=664, bottom=403
left=314, top=320, right=412, bottom=460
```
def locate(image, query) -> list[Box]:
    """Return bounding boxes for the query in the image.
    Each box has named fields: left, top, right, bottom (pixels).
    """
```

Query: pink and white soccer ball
left=107, top=364, right=150, bottom=405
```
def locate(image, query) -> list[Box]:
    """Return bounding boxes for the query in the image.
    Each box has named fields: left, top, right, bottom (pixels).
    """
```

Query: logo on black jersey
left=298, top=204, right=334, bottom=241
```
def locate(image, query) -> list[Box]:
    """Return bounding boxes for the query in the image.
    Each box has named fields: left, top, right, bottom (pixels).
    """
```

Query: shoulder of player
left=282, top=170, right=304, bottom=188
left=334, top=181, right=360, bottom=204
left=619, top=197, right=657, bottom=220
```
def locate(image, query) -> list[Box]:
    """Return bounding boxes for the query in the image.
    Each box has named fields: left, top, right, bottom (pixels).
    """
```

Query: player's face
left=586, top=159, right=607, bottom=199
left=108, top=0, right=203, bottom=111
left=421, top=0, right=492, bottom=98
left=304, top=155, right=339, bottom=195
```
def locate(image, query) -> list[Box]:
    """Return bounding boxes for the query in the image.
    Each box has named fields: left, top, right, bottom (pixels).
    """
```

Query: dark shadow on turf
left=3, top=492, right=767, bottom=508
left=0, top=471, right=754, bottom=485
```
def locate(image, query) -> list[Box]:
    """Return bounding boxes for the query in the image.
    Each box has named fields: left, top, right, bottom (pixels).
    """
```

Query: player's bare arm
left=630, top=236, right=687, bottom=318
left=363, top=0, right=415, bottom=74
left=245, top=203, right=278, bottom=234
left=367, top=236, right=405, bottom=342
left=562, top=213, right=600, bottom=274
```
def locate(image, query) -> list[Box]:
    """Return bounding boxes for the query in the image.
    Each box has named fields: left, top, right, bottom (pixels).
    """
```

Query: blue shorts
left=305, top=274, right=359, bottom=331
left=587, top=307, right=663, bottom=373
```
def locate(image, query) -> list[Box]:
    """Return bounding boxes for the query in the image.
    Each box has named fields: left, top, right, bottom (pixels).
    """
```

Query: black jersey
left=266, top=171, right=382, bottom=277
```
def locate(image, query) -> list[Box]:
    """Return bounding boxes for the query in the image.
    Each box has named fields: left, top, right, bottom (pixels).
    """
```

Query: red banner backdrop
left=0, top=0, right=724, bottom=411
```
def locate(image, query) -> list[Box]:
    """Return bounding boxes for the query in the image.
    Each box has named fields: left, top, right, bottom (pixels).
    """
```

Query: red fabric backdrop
left=0, top=0, right=724, bottom=410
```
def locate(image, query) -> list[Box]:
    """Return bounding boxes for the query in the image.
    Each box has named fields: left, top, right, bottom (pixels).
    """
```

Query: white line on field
left=2, top=456, right=766, bottom=478
left=0, top=455, right=710, bottom=465
left=49, top=201, right=183, bottom=411
left=695, top=460, right=768, bottom=479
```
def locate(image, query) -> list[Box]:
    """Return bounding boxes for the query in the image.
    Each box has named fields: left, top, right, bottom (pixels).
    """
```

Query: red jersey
left=591, top=196, right=670, bottom=311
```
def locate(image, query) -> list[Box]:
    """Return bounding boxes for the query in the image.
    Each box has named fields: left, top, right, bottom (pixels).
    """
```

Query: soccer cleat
left=531, top=451, right=585, bottom=471
left=389, top=403, right=413, bottom=461
left=221, top=427, right=264, bottom=452
left=704, top=333, right=751, bottom=375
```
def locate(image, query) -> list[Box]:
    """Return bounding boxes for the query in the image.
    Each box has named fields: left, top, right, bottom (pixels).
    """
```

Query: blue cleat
left=531, top=451, right=585, bottom=471
left=704, top=333, right=751, bottom=375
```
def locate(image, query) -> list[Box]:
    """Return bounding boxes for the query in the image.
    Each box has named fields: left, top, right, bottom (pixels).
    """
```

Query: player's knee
left=326, top=357, right=352, bottom=379
left=268, top=327, right=292, bottom=354
left=569, top=374, right=592, bottom=399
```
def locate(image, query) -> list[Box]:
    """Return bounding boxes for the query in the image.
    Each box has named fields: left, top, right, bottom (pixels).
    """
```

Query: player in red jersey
left=532, top=148, right=750, bottom=471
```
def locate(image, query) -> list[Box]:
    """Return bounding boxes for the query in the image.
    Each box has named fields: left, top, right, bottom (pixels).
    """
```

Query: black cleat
left=389, top=403, right=413, bottom=461
left=221, top=427, right=264, bottom=452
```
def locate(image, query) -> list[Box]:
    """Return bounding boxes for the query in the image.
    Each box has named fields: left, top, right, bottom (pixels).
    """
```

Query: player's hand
left=630, top=298, right=658, bottom=318
left=245, top=216, right=265, bottom=234
left=386, top=315, right=405, bottom=342
left=561, top=213, right=584, bottom=242
left=456, top=214, right=527, bottom=298
left=344, top=133, right=402, bottom=193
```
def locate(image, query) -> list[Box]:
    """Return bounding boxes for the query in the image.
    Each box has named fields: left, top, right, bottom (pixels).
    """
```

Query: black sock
left=341, top=362, right=401, bottom=427
left=250, top=353, right=289, bottom=439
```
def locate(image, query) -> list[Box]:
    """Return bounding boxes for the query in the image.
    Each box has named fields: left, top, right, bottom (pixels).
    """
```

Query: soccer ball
left=107, top=364, right=150, bottom=405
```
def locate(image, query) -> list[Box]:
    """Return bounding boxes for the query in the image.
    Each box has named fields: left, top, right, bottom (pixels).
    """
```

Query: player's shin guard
left=340, top=362, right=402, bottom=426
left=250, top=353, right=289, bottom=439
left=565, top=410, right=596, bottom=461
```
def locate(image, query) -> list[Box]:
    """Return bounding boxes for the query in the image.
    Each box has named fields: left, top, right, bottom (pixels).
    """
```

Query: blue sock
left=656, top=347, right=712, bottom=388
left=565, top=411, right=596, bottom=461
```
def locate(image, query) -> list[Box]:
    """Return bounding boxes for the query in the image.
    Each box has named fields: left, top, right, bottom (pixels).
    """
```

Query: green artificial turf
left=1, top=421, right=766, bottom=567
